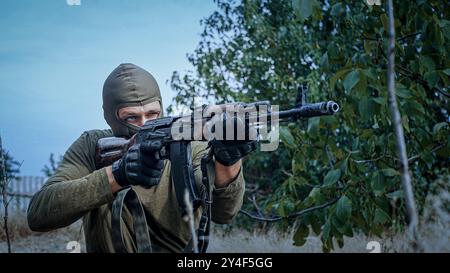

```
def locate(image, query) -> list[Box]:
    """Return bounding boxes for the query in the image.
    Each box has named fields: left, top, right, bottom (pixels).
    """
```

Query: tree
left=171, top=0, right=450, bottom=251
left=0, top=147, right=21, bottom=183
left=1, top=136, right=21, bottom=253
left=41, top=153, right=63, bottom=178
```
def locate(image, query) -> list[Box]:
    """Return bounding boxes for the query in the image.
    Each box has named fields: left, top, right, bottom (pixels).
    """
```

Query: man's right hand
left=111, top=140, right=164, bottom=188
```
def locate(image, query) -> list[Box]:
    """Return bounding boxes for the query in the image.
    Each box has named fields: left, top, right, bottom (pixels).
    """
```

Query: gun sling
left=110, top=150, right=213, bottom=253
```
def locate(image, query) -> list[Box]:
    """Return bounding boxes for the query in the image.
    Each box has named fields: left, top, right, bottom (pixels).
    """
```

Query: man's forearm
left=214, top=159, right=242, bottom=188
left=210, top=159, right=245, bottom=224
left=27, top=168, right=115, bottom=231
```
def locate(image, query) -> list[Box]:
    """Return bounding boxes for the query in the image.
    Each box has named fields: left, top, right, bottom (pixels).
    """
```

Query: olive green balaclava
left=103, top=63, right=163, bottom=138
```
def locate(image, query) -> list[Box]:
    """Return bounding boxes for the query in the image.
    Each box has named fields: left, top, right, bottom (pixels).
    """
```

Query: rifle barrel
left=278, top=101, right=340, bottom=119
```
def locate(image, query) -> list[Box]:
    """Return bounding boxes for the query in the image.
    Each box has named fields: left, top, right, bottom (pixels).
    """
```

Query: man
left=27, top=63, right=256, bottom=252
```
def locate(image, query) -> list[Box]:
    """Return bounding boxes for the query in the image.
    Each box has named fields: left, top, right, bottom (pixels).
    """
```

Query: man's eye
left=125, top=116, right=137, bottom=122
left=146, top=112, right=159, bottom=119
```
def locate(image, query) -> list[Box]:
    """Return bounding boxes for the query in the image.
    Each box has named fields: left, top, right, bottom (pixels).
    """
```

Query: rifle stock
left=95, top=136, right=134, bottom=170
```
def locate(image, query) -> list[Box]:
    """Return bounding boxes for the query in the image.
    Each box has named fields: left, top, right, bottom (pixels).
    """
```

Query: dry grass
left=1, top=189, right=448, bottom=253
left=208, top=222, right=449, bottom=253
left=0, top=214, right=85, bottom=253
left=417, top=188, right=450, bottom=252
left=0, top=212, right=33, bottom=241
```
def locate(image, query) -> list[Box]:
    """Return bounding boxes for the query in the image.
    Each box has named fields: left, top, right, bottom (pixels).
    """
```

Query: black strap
left=111, top=186, right=152, bottom=253
left=170, top=141, right=202, bottom=215
left=197, top=150, right=213, bottom=253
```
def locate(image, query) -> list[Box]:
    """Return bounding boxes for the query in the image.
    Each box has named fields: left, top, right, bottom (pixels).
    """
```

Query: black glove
left=210, top=113, right=258, bottom=166
left=112, top=140, right=164, bottom=188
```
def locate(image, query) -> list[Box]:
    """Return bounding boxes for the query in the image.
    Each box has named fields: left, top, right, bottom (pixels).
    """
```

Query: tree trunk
left=386, top=0, right=421, bottom=251
left=1, top=136, right=12, bottom=253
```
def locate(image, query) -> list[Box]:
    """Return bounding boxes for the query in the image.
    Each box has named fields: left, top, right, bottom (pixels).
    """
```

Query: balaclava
left=103, top=63, right=163, bottom=138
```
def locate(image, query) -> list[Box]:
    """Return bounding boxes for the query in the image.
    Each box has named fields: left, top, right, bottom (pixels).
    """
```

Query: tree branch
left=239, top=198, right=339, bottom=222
left=353, top=154, right=386, bottom=164
left=325, top=145, right=335, bottom=169
left=397, top=32, right=421, bottom=42
left=396, top=65, right=450, bottom=98
left=281, top=168, right=323, bottom=188
left=407, top=143, right=446, bottom=163
left=362, top=32, right=421, bottom=42
left=371, top=30, right=449, bottom=100
left=248, top=195, right=264, bottom=217
left=353, top=143, right=445, bottom=165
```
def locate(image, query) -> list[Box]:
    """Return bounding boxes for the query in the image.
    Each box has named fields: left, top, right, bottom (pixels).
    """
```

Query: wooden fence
left=1, top=176, right=46, bottom=214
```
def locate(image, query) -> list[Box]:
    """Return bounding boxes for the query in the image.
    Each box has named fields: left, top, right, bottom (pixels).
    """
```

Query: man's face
left=117, top=101, right=161, bottom=127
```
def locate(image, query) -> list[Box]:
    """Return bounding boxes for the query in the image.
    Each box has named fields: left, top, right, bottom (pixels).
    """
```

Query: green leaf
left=330, top=3, right=344, bottom=17
left=336, top=236, right=344, bottom=248
left=374, top=208, right=390, bottom=224
left=354, top=72, right=367, bottom=94
left=330, top=68, right=351, bottom=90
left=292, top=0, right=313, bottom=22
left=381, top=168, right=399, bottom=177
left=293, top=223, right=310, bottom=246
left=442, top=68, right=450, bottom=76
left=297, top=176, right=308, bottom=185
left=402, top=115, right=410, bottom=133
left=322, top=221, right=331, bottom=242
left=371, top=172, right=385, bottom=196
left=336, top=195, right=352, bottom=222
left=276, top=200, right=286, bottom=217
left=420, top=150, right=433, bottom=167
left=419, top=56, right=435, bottom=72
left=405, top=101, right=425, bottom=115
left=323, top=169, right=341, bottom=186
left=433, top=122, right=448, bottom=135
left=280, top=127, right=295, bottom=147
left=340, top=157, right=348, bottom=175
left=320, top=52, right=329, bottom=70
left=308, top=187, right=321, bottom=201
left=343, top=70, right=360, bottom=93
left=307, top=117, right=320, bottom=137
left=396, top=87, right=412, bottom=99
left=373, top=97, right=386, bottom=105
left=364, top=40, right=373, bottom=54
left=293, top=153, right=306, bottom=173
left=359, top=96, right=373, bottom=122
left=386, top=190, right=404, bottom=199
left=361, top=129, right=373, bottom=139
left=424, top=71, right=439, bottom=87
left=364, top=68, right=378, bottom=81
left=439, top=71, right=450, bottom=87
left=310, top=217, right=322, bottom=236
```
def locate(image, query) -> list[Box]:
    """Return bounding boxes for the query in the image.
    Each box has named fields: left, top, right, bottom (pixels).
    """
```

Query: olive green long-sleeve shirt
left=27, top=129, right=245, bottom=252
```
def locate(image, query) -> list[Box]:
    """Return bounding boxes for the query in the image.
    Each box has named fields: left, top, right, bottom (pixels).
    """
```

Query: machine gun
left=95, top=86, right=340, bottom=253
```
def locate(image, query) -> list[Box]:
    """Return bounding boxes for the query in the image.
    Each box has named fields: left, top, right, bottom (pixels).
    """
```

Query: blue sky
left=0, top=0, right=216, bottom=176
